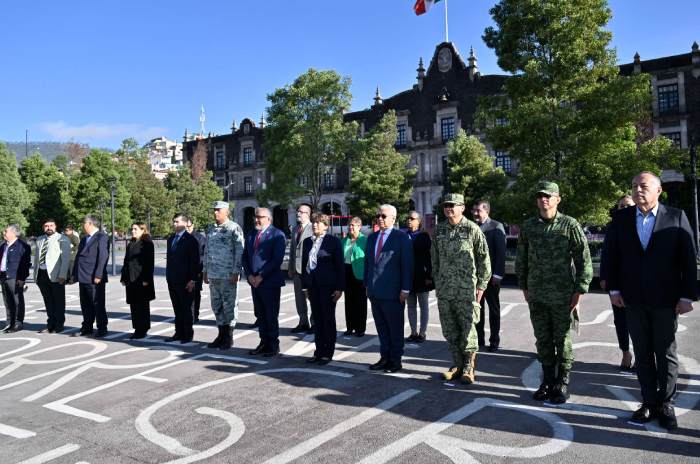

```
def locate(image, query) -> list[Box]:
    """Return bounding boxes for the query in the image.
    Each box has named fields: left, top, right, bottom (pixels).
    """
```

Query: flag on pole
left=413, top=0, right=442, bottom=16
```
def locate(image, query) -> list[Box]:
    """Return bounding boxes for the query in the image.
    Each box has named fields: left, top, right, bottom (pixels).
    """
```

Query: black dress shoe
left=1, top=325, right=14, bottom=333
left=384, top=363, right=402, bottom=373
left=416, top=334, right=426, bottom=343
left=54, top=326, right=64, bottom=333
left=79, top=329, right=94, bottom=337
left=369, top=359, right=388, bottom=370
left=658, top=404, right=678, bottom=430
left=38, top=327, right=51, bottom=333
left=306, top=356, right=320, bottom=363
left=630, top=404, right=658, bottom=424
left=488, top=344, right=499, bottom=352
left=12, top=322, right=23, bottom=332
left=291, top=324, right=310, bottom=333
left=343, top=330, right=353, bottom=336
left=166, top=334, right=182, bottom=343
left=263, top=349, right=279, bottom=357
left=94, top=330, right=108, bottom=338
left=249, top=344, right=266, bottom=355
left=317, top=357, right=331, bottom=365
left=355, top=332, right=365, bottom=337
left=180, top=337, right=193, bottom=344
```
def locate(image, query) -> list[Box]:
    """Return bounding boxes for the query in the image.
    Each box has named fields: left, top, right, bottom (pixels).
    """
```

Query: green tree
left=446, top=130, right=508, bottom=208
left=69, top=149, right=131, bottom=232
left=128, top=158, right=175, bottom=237
left=262, top=68, right=358, bottom=209
left=346, top=111, right=416, bottom=223
left=164, top=166, right=222, bottom=230
left=51, top=154, right=70, bottom=174
left=0, top=142, right=30, bottom=230
left=479, top=0, right=652, bottom=224
left=18, top=154, right=74, bottom=235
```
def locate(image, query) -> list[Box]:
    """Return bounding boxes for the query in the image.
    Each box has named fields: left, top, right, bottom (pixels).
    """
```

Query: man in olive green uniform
left=432, top=193, right=491, bottom=384
left=204, top=201, right=245, bottom=350
left=516, top=181, right=592, bottom=403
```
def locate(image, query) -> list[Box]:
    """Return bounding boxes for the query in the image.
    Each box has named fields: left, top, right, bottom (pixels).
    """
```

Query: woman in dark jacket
left=405, top=211, right=434, bottom=343
left=301, top=213, right=345, bottom=364
left=121, top=223, right=155, bottom=339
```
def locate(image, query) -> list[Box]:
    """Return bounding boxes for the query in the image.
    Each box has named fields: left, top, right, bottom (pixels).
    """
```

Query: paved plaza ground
left=1, top=252, right=698, bottom=463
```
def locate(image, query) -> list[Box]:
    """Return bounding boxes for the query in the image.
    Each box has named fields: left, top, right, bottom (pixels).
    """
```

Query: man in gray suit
left=34, top=219, right=72, bottom=333
left=472, top=200, right=507, bottom=352
left=288, top=203, right=314, bottom=333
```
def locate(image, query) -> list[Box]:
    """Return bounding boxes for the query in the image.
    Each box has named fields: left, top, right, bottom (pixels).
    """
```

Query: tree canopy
left=0, top=143, right=31, bottom=231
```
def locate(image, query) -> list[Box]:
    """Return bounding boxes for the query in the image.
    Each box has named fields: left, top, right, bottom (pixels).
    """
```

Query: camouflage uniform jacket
left=515, top=211, right=593, bottom=303
left=204, top=220, right=244, bottom=279
left=431, top=216, right=491, bottom=300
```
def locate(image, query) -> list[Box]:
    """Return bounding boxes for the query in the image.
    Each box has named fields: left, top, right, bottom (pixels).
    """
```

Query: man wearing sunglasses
left=516, top=181, right=592, bottom=404
left=364, top=204, right=414, bottom=373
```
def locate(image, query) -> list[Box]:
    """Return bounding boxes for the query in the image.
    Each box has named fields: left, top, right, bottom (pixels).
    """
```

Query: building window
left=216, top=178, right=225, bottom=187
left=662, top=132, right=682, bottom=147
left=495, top=117, right=508, bottom=126
left=495, top=151, right=512, bottom=174
left=243, top=147, right=254, bottom=166
left=323, top=170, right=335, bottom=189
left=396, top=123, right=407, bottom=147
left=658, top=84, right=679, bottom=115
left=441, top=117, right=455, bottom=142
left=214, top=146, right=225, bottom=169
left=244, top=177, right=253, bottom=194
left=299, top=175, right=308, bottom=189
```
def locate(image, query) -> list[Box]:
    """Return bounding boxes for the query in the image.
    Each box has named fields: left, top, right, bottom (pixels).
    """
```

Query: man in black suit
left=0, top=224, right=31, bottom=333
left=166, top=214, right=200, bottom=343
left=603, top=171, right=697, bottom=430
left=472, top=200, right=507, bottom=352
left=186, top=219, right=207, bottom=323
left=71, top=216, right=110, bottom=337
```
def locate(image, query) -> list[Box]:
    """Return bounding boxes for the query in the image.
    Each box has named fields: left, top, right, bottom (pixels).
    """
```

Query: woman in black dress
left=121, top=222, right=155, bottom=339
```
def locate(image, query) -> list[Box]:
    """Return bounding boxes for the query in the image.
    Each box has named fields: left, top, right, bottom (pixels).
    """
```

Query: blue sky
left=1, top=0, right=698, bottom=149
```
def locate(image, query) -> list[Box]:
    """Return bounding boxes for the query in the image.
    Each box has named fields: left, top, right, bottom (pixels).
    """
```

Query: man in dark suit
left=166, top=214, right=200, bottom=343
left=604, top=171, right=697, bottom=430
left=0, top=224, right=31, bottom=333
left=364, top=204, right=414, bottom=373
left=243, top=207, right=286, bottom=357
left=472, top=200, right=507, bottom=352
left=186, top=219, right=207, bottom=323
left=71, top=216, right=110, bottom=337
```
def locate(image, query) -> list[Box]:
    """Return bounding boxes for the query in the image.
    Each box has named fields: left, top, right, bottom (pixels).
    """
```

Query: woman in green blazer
left=340, top=217, right=368, bottom=336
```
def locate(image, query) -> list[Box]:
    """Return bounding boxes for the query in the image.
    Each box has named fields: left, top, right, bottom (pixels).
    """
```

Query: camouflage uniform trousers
left=528, top=300, right=574, bottom=370
left=209, top=278, right=239, bottom=327
left=437, top=298, right=480, bottom=368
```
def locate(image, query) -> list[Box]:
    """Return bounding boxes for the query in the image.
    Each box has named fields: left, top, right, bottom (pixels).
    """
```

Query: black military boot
left=550, top=368, right=570, bottom=404
left=208, top=326, right=224, bottom=349
left=219, top=326, right=233, bottom=350
left=533, top=365, right=556, bottom=401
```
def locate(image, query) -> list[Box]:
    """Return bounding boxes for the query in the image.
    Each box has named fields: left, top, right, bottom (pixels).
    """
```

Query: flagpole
left=444, top=0, right=449, bottom=42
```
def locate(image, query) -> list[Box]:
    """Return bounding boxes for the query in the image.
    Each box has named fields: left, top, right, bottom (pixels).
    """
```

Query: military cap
left=536, top=181, right=560, bottom=196
left=443, top=193, right=465, bottom=205
left=213, top=201, right=230, bottom=209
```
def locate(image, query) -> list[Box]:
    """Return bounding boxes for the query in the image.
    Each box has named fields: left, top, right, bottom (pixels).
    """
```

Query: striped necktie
left=40, top=239, right=49, bottom=265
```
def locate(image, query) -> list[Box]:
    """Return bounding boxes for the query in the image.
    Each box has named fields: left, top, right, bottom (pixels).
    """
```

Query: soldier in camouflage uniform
left=432, top=193, right=491, bottom=384
left=204, top=201, right=245, bottom=350
left=516, top=181, right=593, bottom=404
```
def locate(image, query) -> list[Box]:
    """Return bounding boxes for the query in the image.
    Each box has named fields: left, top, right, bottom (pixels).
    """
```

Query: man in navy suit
left=364, top=204, right=414, bottom=373
left=0, top=224, right=31, bottom=333
left=243, top=207, right=286, bottom=356
left=71, top=216, right=110, bottom=337
left=604, top=172, right=697, bottom=430
left=166, top=213, right=200, bottom=344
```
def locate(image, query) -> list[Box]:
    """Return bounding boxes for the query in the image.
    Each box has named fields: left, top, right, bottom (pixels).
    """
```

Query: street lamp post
left=690, top=136, right=700, bottom=259
left=107, top=177, right=117, bottom=276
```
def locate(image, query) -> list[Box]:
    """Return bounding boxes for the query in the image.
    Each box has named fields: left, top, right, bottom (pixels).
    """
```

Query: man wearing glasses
left=432, top=194, right=491, bottom=384
left=364, top=204, right=414, bottom=373
left=516, top=181, right=592, bottom=404
left=288, top=204, right=314, bottom=333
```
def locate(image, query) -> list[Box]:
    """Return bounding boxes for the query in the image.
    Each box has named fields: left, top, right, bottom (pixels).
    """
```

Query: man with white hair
left=364, top=204, right=414, bottom=373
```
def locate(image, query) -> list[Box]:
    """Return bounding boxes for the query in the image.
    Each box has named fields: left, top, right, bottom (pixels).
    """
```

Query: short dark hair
left=473, top=200, right=491, bottom=211
left=173, top=213, right=190, bottom=222
left=43, top=218, right=57, bottom=226
left=310, top=213, right=330, bottom=227
left=64, top=225, right=74, bottom=231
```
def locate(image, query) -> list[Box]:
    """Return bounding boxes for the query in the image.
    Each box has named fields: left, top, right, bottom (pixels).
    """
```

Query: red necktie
left=254, top=231, right=263, bottom=250
left=296, top=225, right=302, bottom=244
left=375, top=232, right=385, bottom=263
